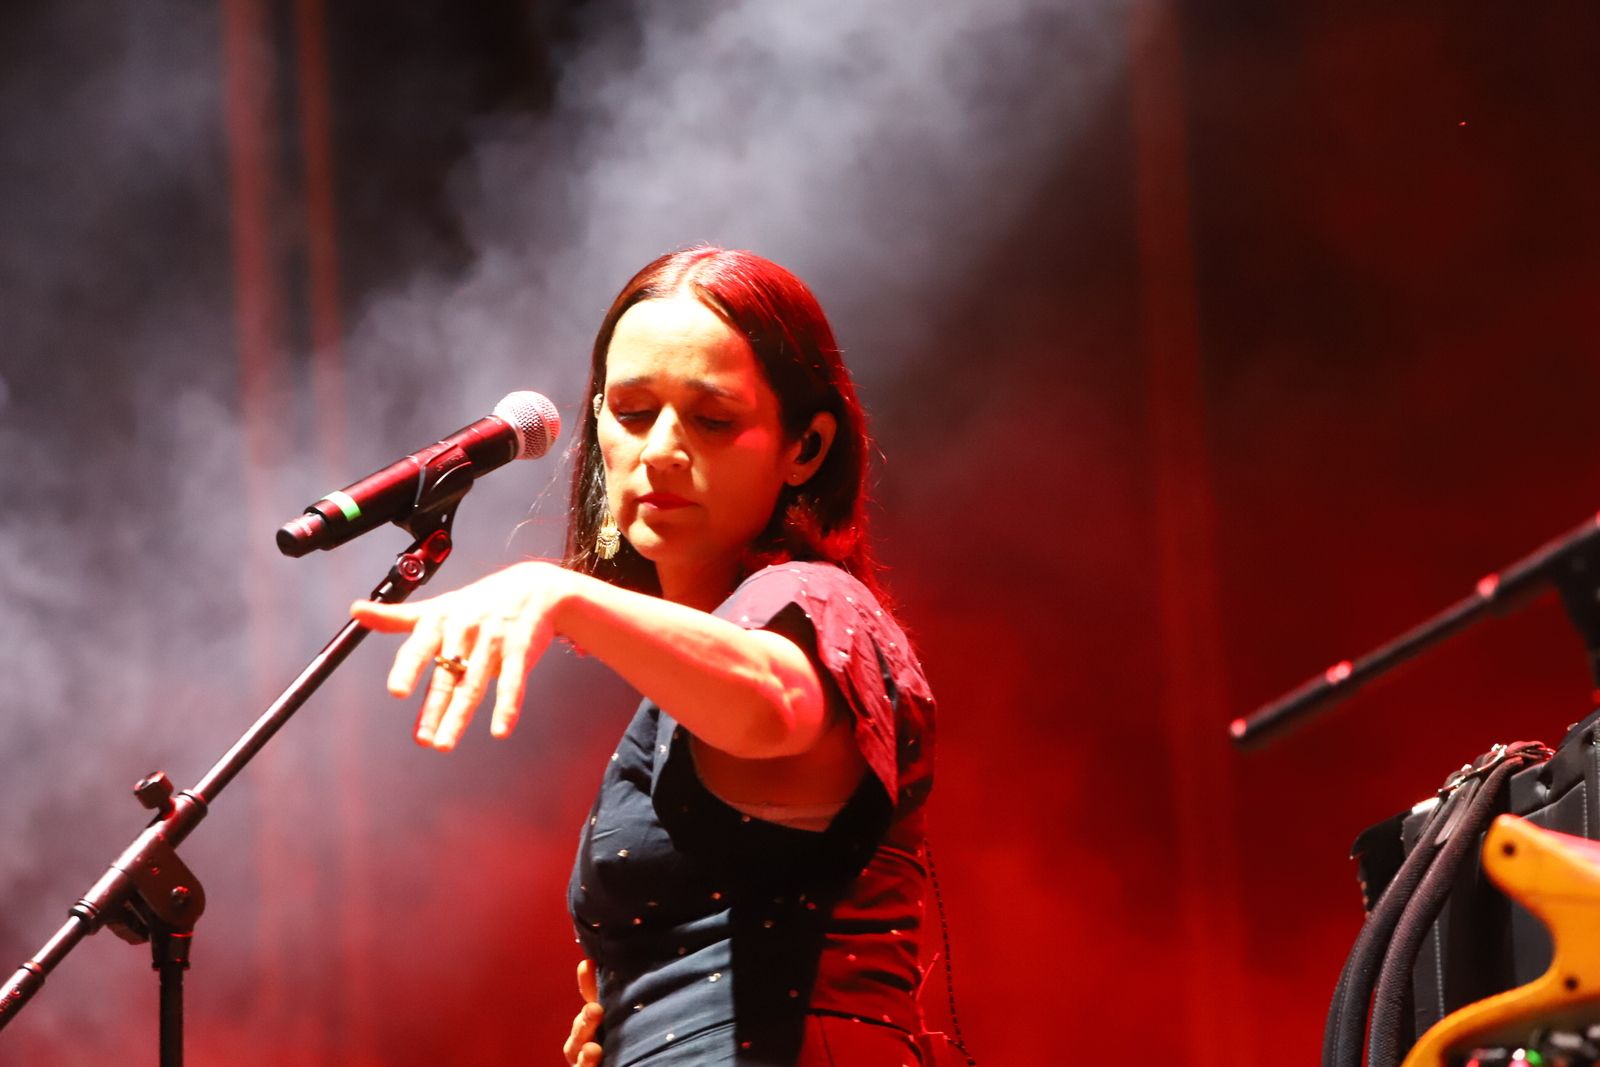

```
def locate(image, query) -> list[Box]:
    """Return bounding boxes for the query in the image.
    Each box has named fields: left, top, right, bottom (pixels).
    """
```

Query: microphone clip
left=382, top=460, right=470, bottom=588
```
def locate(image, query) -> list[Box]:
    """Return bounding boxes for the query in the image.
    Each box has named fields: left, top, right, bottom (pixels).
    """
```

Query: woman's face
left=597, top=295, right=796, bottom=600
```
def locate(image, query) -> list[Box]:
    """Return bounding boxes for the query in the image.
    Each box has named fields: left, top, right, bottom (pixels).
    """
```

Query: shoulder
left=723, top=561, right=876, bottom=609
left=727, top=567, right=934, bottom=819
left=723, top=563, right=927, bottom=693
left=717, top=563, right=892, bottom=634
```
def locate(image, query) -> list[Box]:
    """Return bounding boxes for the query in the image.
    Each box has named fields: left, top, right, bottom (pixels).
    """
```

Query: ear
left=785, top=412, right=837, bottom=488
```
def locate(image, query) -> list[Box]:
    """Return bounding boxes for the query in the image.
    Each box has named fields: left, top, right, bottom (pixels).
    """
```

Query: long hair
left=564, top=247, right=882, bottom=600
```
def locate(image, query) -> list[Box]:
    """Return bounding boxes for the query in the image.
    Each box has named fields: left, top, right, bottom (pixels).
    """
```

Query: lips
left=636, top=492, right=693, bottom=510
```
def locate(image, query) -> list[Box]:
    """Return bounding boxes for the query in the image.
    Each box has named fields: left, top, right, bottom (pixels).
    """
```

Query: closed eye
left=613, top=409, right=735, bottom=434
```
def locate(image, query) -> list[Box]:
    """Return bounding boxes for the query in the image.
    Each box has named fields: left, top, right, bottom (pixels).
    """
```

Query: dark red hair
left=564, top=247, right=882, bottom=599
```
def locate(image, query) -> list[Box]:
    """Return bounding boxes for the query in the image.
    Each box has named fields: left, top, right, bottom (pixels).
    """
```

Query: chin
left=623, top=524, right=679, bottom=562
left=628, top=525, right=741, bottom=571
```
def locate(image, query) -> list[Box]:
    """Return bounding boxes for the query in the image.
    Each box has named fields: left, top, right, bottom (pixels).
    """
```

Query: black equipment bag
left=1322, top=710, right=1600, bottom=1067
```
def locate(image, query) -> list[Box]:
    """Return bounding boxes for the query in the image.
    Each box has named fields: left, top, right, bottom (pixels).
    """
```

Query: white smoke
left=0, top=0, right=1127, bottom=1061
left=342, top=0, right=1128, bottom=415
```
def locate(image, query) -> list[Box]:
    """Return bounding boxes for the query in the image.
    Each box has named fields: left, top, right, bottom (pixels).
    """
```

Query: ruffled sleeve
left=708, top=561, right=934, bottom=812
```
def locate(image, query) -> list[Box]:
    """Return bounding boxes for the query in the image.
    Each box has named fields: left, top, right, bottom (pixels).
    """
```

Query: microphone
left=276, top=391, right=561, bottom=557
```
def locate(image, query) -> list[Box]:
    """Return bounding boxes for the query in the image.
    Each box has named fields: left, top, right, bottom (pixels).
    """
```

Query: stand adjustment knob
left=133, top=773, right=174, bottom=813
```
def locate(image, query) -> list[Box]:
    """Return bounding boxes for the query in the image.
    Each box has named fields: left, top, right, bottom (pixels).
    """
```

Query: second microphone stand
left=1232, top=512, right=1600, bottom=747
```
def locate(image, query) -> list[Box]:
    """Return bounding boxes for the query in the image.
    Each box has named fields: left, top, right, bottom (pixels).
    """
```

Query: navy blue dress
left=569, top=562, right=936, bottom=1066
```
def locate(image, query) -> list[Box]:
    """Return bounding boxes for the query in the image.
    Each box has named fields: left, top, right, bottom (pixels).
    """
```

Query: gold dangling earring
left=595, top=507, right=621, bottom=560
left=592, top=394, right=621, bottom=559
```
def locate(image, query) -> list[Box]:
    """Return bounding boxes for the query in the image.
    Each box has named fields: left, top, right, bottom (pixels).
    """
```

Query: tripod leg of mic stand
left=153, top=929, right=191, bottom=1067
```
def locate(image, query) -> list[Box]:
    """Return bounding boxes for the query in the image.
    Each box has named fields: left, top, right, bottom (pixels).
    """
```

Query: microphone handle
left=277, top=419, right=516, bottom=556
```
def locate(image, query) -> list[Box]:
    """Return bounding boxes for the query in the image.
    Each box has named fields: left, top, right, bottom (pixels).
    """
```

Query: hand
left=350, top=560, right=571, bottom=750
left=563, top=958, right=603, bottom=1067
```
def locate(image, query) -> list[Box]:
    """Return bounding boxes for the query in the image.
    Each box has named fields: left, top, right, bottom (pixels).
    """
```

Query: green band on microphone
left=327, top=490, right=361, bottom=521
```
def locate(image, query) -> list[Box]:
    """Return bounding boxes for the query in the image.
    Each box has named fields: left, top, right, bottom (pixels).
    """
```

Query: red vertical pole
left=221, top=0, right=281, bottom=481
left=220, top=0, right=294, bottom=1046
left=294, top=0, right=346, bottom=437
left=291, top=1, right=379, bottom=1061
left=1128, top=1, right=1255, bottom=1062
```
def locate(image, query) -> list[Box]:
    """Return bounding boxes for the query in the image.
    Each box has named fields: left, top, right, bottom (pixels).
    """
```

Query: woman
left=353, top=248, right=936, bottom=1066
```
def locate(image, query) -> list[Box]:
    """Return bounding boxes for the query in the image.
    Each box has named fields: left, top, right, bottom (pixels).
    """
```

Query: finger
left=577, top=1041, right=603, bottom=1067
left=349, top=600, right=424, bottom=633
left=414, top=664, right=459, bottom=746
left=563, top=1010, right=585, bottom=1065
left=495, top=615, right=555, bottom=738
left=491, top=620, right=533, bottom=739
left=414, top=608, right=479, bottom=743
left=431, top=621, right=502, bottom=750
left=577, top=958, right=598, bottom=1003
left=388, top=613, right=446, bottom=697
left=563, top=1004, right=602, bottom=1065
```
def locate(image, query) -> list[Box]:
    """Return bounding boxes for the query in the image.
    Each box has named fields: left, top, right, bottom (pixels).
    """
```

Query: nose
left=639, top=408, right=689, bottom=472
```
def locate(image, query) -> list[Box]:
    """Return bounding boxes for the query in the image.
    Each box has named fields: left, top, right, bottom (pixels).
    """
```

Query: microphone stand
left=1231, top=511, right=1600, bottom=748
left=0, top=474, right=472, bottom=1066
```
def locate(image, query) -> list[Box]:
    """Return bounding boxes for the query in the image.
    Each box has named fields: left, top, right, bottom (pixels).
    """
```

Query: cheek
left=597, top=434, right=629, bottom=502
left=718, top=449, right=787, bottom=522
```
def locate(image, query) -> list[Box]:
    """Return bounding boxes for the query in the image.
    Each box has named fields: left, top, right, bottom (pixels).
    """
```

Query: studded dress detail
left=569, top=563, right=936, bottom=1066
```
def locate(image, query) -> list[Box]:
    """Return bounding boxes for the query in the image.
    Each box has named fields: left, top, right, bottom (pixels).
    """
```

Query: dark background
left=1, top=0, right=1598, bottom=1063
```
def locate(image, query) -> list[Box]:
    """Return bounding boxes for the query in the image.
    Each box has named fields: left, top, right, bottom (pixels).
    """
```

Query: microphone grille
left=493, top=391, right=561, bottom=459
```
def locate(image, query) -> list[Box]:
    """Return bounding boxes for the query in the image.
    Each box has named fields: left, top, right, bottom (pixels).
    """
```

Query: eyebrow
left=607, top=376, right=746, bottom=403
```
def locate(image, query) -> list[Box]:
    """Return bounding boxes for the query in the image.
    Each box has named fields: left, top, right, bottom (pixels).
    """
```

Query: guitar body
left=1402, top=815, right=1600, bottom=1066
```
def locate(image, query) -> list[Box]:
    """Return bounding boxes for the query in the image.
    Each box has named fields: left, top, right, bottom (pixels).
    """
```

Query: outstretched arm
left=351, top=560, right=831, bottom=758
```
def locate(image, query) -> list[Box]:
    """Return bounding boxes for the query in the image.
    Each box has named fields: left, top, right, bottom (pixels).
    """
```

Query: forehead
left=604, top=297, right=766, bottom=401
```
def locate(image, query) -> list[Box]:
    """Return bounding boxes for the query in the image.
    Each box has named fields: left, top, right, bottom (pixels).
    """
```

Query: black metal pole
left=0, top=512, right=458, bottom=1046
left=1231, top=512, right=1600, bottom=748
left=156, top=930, right=190, bottom=1067
left=159, top=964, right=183, bottom=1067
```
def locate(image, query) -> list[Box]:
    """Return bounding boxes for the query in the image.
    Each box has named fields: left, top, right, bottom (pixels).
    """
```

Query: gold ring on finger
left=433, top=654, right=468, bottom=677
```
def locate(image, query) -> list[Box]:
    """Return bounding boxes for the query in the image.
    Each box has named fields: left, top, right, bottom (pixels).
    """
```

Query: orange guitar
left=1401, top=815, right=1600, bottom=1066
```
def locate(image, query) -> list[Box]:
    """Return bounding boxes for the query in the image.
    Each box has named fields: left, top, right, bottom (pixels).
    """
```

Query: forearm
left=550, top=566, right=828, bottom=759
